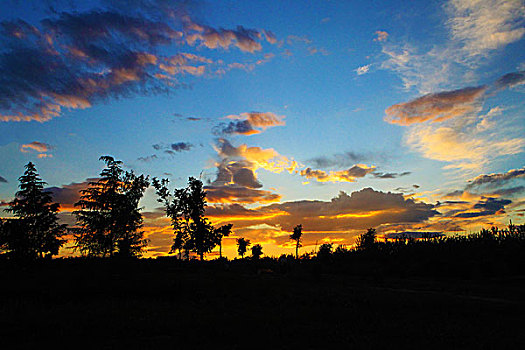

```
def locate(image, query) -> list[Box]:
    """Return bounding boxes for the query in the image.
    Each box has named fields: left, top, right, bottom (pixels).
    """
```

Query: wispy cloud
left=447, top=0, right=525, bottom=59
left=374, top=30, right=389, bottom=42
left=386, top=71, right=525, bottom=171
left=355, top=64, right=371, bottom=75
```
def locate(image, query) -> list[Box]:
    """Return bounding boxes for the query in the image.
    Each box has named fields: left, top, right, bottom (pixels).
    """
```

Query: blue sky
left=1, top=0, right=524, bottom=257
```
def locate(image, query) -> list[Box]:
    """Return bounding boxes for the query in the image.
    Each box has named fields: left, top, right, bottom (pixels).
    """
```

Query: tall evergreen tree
left=73, top=156, right=149, bottom=257
left=153, top=176, right=222, bottom=260
left=1, top=162, right=66, bottom=259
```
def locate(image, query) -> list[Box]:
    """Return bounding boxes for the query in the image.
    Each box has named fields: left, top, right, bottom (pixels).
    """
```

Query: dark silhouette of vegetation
left=251, top=243, right=263, bottom=259
left=317, top=243, right=333, bottom=261
left=356, top=228, right=376, bottom=251
left=215, top=223, right=233, bottom=258
left=153, top=176, right=221, bottom=260
left=236, top=237, right=250, bottom=258
left=0, top=162, right=66, bottom=259
left=290, top=224, right=303, bottom=259
left=73, top=156, right=149, bottom=258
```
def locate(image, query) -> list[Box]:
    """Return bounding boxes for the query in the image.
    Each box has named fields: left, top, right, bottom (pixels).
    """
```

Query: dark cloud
left=373, top=171, right=411, bottom=179
left=494, top=70, right=525, bottom=90
left=466, top=167, right=525, bottom=189
left=206, top=188, right=438, bottom=233
left=382, top=231, right=443, bottom=239
left=300, top=164, right=376, bottom=183
left=307, top=151, right=385, bottom=169
left=212, top=112, right=285, bottom=136
left=0, top=175, right=7, bottom=183
left=454, top=197, right=511, bottom=218
left=170, top=142, right=193, bottom=152
left=45, top=178, right=98, bottom=210
left=213, top=120, right=255, bottom=136
left=204, top=185, right=281, bottom=204
left=137, top=154, right=159, bottom=162
left=0, top=2, right=270, bottom=122
left=488, top=186, right=525, bottom=197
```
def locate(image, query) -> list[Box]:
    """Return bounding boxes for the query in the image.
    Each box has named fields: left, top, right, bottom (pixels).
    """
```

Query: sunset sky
left=1, top=0, right=524, bottom=258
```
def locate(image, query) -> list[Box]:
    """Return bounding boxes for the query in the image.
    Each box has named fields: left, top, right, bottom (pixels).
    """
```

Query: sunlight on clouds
left=447, top=0, right=525, bottom=58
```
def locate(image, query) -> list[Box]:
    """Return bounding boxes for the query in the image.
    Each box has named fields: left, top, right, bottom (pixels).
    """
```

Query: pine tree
left=2, top=162, right=66, bottom=259
left=73, top=156, right=149, bottom=257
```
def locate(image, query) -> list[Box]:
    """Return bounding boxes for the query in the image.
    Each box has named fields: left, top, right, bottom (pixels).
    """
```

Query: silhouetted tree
left=236, top=237, right=250, bottom=258
left=290, top=224, right=303, bottom=259
left=153, top=176, right=221, bottom=260
left=1, top=162, right=66, bottom=259
left=317, top=243, right=333, bottom=260
left=356, top=228, right=377, bottom=251
left=251, top=243, right=263, bottom=259
left=73, top=156, right=149, bottom=257
left=215, top=223, right=233, bottom=259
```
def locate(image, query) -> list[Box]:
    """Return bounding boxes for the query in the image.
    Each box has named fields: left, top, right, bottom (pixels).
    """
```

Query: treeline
left=1, top=157, right=524, bottom=273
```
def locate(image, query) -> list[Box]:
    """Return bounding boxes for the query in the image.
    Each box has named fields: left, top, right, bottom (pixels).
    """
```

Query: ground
left=0, top=259, right=524, bottom=349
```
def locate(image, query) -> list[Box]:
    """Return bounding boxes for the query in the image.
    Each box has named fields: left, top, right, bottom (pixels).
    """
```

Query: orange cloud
left=300, top=164, right=376, bottom=183
left=385, top=86, right=486, bottom=125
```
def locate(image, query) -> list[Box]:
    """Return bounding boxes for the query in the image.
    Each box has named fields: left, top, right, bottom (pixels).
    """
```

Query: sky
left=0, top=0, right=524, bottom=258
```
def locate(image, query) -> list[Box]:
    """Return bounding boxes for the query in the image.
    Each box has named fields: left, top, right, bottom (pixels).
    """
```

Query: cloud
left=0, top=175, right=7, bottom=183
left=19, top=141, right=52, bottom=153
left=19, top=141, right=54, bottom=157
left=453, top=197, right=511, bottom=218
left=0, top=3, right=271, bottom=122
left=213, top=112, right=285, bottom=136
left=46, top=178, right=98, bottom=211
left=387, top=72, right=525, bottom=170
left=184, top=20, right=264, bottom=53
left=204, top=138, right=297, bottom=204
left=374, top=30, right=389, bottom=42
left=169, top=142, right=193, bottom=152
left=208, top=188, right=438, bottom=234
left=300, top=164, right=376, bottom=183
left=494, top=70, right=525, bottom=90
left=307, top=151, right=385, bottom=169
left=447, top=0, right=525, bottom=58
left=465, top=167, right=525, bottom=189
left=355, top=64, right=371, bottom=75
left=384, top=86, right=486, bottom=125
left=204, top=185, right=281, bottom=204
left=373, top=171, right=411, bottom=179
left=405, top=124, right=524, bottom=170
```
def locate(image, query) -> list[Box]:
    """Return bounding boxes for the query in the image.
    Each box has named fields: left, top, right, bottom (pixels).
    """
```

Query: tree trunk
left=219, top=240, right=222, bottom=258
left=296, top=241, right=299, bottom=259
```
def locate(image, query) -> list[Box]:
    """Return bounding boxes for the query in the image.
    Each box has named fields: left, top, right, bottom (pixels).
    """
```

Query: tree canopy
left=0, top=162, right=66, bottom=259
left=153, top=176, right=222, bottom=260
left=73, top=156, right=150, bottom=257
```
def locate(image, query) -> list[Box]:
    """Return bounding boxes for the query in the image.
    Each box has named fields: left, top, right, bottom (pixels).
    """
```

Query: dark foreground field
left=1, top=259, right=524, bottom=349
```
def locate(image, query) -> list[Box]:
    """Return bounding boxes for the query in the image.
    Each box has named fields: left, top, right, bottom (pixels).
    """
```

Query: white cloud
left=355, top=64, right=371, bottom=75
left=447, top=0, right=525, bottom=58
